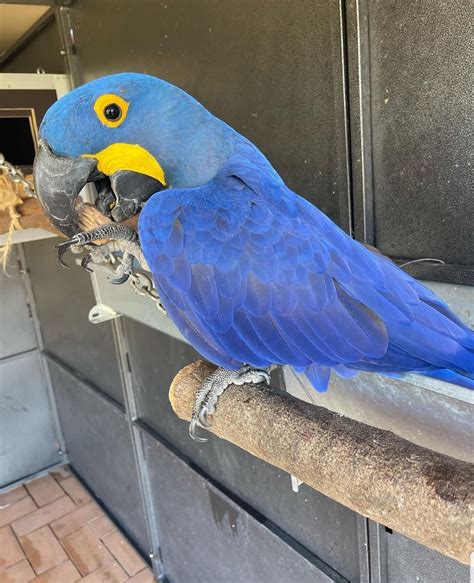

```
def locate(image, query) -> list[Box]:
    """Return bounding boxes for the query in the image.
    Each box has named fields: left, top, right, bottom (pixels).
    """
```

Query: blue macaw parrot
left=34, top=73, right=474, bottom=438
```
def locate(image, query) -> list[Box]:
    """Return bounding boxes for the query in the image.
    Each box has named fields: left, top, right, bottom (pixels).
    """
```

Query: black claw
left=199, top=408, right=213, bottom=428
left=55, top=241, right=74, bottom=269
left=108, top=272, right=130, bottom=285
left=189, top=420, right=208, bottom=442
left=54, top=232, right=90, bottom=269
left=80, top=254, right=94, bottom=273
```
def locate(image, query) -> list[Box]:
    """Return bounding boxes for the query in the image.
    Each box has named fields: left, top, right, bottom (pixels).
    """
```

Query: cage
left=0, top=2, right=472, bottom=582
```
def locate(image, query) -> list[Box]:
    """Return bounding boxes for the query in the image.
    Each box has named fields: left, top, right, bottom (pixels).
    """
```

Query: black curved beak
left=34, top=140, right=166, bottom=237
left=34, top=140, right=97, bottom=237
left=97, top=170, right=166, bottom=223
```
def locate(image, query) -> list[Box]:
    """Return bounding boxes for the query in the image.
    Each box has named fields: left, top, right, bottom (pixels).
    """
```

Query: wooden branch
left=169, top=360, right=473, bottom=565
left=0, top=199, right=140, bottom=238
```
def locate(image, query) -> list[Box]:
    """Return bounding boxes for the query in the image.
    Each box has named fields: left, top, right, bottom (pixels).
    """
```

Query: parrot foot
left=55, top=223, right=146, bottom=284
left=189, top=365, right=271, bottom=442
left=80, top=244, right=114, bottom=273
left=107, top=252, right=134, bottom=285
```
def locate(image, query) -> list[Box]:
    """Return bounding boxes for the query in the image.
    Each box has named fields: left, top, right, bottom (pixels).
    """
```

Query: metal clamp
left=88, top=303, right=120, bottom=324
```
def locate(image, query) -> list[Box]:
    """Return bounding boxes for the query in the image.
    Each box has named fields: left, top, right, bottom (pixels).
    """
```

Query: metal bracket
left=88, top=303, right=120, bottom=324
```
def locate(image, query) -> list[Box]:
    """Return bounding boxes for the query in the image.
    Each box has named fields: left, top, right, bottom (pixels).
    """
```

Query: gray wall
left=3, top=3, right=471, bottom=582
left=0, top=248, right=61, bottom=486
left=0, top=16, right=65, bottom=487
left=0, top=18, right=64, bottom=75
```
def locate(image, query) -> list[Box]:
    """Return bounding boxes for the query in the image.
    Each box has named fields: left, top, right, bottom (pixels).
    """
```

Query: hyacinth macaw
left=34, top=73, right=474, bottom=438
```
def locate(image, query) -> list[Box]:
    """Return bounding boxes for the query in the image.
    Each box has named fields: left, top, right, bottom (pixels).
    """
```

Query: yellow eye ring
left=94, top=93, right=129, bottom=128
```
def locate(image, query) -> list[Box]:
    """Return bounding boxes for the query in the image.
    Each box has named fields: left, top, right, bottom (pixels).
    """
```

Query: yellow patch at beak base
left=83, top=143, right=166, bottom=185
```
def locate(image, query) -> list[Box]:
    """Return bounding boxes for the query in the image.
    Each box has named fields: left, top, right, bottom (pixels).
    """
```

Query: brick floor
left=0, top=468, right=156, bottom=582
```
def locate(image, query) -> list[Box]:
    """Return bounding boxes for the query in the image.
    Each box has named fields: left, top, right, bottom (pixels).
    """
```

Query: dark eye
left=103, top=103, right=122, bottom=121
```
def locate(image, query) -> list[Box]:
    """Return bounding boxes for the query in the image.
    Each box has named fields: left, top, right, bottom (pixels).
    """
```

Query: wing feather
left=139, top=158, right=473, bottom=384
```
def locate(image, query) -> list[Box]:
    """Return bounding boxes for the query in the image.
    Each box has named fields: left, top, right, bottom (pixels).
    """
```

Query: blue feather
left=188, top=264, right=219, bottom=319
left=305, top=365, right=331, bottom=392
left=164, top=220, right=184, bottom=257
left=138, top=144, right=474, bottom=392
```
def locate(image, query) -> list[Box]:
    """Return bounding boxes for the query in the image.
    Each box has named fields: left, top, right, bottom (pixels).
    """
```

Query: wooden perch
left=0, top=198, right=62, bottom=236
left=169, top=360, right=473, bottom=565
left=0, top=198, right=140, bottom=237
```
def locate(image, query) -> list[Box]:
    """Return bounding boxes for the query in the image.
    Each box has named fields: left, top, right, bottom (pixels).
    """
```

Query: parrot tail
left=419, top=369, right=474, bottom=390
left=304, top=365, right=331, bottom=392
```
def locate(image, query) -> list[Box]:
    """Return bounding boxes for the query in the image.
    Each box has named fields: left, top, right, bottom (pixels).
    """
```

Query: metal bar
left=367, top=522, right=388, bottom=583
left=344, top=0, right=375, bottom=244
left=331, top=0, right=354, bottom=236
left=55, top=3, right=82, bottom=88
left=112, top=317, right=166, bottom=581
left=356, top=516, right=371, bottom=583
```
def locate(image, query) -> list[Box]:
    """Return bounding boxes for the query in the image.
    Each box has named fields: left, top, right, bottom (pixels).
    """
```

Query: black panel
left=24, top=239, right=124, bottom=405
left=0, top=89, right=58, bottom=129
left=124, top=319, right=361, bottom=581
left=369, top=0, right=472, bottom=272
left=386, top=531, right=469, bottom=583
left=0, top=118, right=36, bottom=166
left=123, top=317, right=201, bottom=425
left=141, top=430, right=342, bottom=583
left=71, top=0, right=350, bottom=227
left=48, top=357, right=149, bottom=553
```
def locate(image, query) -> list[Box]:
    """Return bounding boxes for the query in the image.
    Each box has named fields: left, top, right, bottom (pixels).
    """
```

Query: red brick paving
left=0, top=468, right=155, bottom=582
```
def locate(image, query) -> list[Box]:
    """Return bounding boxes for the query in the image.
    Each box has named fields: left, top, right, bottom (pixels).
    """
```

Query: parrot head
left=34, top=72, right=233, bottom=236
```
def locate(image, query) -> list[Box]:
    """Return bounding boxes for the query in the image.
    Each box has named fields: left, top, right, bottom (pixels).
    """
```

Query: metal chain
left=0, top=152, right=35, bottom=197
left=129, top=270, right=167, bottom=315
